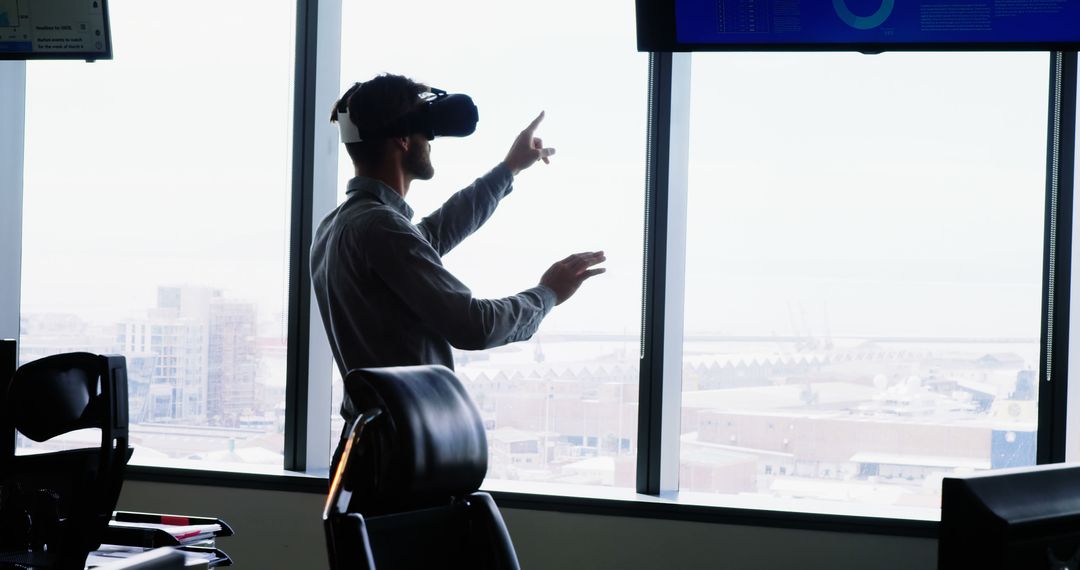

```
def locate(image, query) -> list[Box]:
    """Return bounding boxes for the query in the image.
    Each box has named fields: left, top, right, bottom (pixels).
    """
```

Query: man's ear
left=392, top=136, right=410, bottom=152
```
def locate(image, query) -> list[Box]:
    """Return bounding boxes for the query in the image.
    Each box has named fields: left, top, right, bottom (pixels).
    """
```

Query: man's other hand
left=540, top=251, right=606, bottom=305
left=504, top=111, right=556, bottom=176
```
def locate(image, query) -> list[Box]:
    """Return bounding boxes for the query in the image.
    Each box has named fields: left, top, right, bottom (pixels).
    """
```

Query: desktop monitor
left=0, top=0, right=111, bottom=61
left=636, top=0, right=1080, bottom=51
left=939, top=463, right=1080, bottom=570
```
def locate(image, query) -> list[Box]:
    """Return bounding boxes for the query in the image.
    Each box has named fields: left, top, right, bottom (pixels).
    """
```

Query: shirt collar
left=345, top=176, right=414, bottom=220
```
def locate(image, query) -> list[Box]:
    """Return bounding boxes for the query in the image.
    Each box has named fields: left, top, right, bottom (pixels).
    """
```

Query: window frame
left=654, top=50, right=1078, bottom=506
left=1040, top=51, right=1079, bottom=464
left=283, top=0, right=341, bottom=473
left=638, top=52, right=691, bottom=495
left=654, top=51, right=1075, bottom=505
left=5, top=0, right=1079, bottom=536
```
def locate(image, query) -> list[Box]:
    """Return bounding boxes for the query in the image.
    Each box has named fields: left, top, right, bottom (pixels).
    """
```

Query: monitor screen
left=0, top=0, right=111, bottom=60
left=637, top=0, right=1080, bottom=51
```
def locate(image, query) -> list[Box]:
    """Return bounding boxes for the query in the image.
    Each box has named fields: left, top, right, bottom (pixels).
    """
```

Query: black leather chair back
left=324, top=365, right=520, bottom=570
left=342, top=365, right=487, bottom=514
left=0, top=351, right=130, bottom=569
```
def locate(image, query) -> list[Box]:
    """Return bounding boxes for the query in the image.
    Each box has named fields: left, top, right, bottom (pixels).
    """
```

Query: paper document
left=109, top=521, right=222, bottom=543
left=87, top=545, right=212, bottom=569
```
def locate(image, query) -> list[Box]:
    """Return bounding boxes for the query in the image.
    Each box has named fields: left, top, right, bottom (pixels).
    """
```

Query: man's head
left=332, top=74, right=434, bottom=180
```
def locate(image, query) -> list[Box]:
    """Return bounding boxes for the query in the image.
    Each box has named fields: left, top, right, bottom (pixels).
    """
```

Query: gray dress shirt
left=311, top=163, right=557, bottom=423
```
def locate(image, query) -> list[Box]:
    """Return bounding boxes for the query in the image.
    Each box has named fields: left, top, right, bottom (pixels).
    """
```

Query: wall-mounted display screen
left=0, top=0, right=111, bottom=60
left=637, top=0, right=1080, bottom=51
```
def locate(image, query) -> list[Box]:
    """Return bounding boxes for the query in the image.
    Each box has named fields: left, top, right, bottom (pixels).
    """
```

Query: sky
left=21, top=0, right=296, bottom=326
left=18, top=0, right=1053, bottom=344
left=683, top=51, right=1049, bottom=338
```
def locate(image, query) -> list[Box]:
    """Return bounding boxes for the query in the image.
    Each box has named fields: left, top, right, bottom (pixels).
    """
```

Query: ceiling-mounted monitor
left=0, top=0, right=111, bottom=61
left=637, top=0, right=1080, bottom=51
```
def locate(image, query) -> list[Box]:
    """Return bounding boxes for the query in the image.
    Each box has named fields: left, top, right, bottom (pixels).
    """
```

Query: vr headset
left=338, top=86, right=479, bottom=144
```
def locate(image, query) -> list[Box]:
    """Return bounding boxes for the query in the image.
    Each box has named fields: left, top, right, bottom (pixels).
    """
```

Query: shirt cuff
left=487, top=162, right=515, bottom=199
left=530, top=284, right=559, bottom=314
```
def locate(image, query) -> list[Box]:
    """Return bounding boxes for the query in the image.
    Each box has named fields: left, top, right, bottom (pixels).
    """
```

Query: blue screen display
left=0, top=0, right=110, bottom=59
left=675, top=0, right=1080, bottom=46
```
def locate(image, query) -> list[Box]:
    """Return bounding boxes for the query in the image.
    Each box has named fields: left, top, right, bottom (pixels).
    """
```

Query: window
left=680, top=52, right=1048, bottom=515
left=333, top=0, right=647, bottom=487
left=19, top=0, right=296, bottom=467
left=6, top=0, right=1077, bottom=529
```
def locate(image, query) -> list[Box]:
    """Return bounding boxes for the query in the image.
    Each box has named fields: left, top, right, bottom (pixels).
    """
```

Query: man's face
left=403, top=133, right=434, bottom=181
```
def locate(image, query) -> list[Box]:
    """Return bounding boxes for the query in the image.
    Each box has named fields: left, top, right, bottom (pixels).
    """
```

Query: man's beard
left=404, top=143, right=435, bottom=181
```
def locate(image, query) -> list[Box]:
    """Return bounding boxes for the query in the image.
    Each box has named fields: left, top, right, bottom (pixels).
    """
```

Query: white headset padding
left=338, top=109, right=363, bottom=144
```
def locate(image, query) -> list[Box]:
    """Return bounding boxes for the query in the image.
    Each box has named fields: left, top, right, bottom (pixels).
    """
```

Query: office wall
left=118, top=481, right=937, bottom=569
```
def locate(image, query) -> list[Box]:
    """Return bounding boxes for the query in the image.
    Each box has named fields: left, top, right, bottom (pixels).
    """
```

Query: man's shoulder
left=329, top=198, right=413, bottom=237
left=356, top=202, right=415, bottom=234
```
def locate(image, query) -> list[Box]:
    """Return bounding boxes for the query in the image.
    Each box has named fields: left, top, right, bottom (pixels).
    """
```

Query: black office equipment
left=0, top=352, right=130, bottom=569
left=0, top=0, right=112, bottom=61
left=324, top=365, right=520, bottom=570
left=0, top=340, right=13, bottom=390
left=636, top=0, right=1080, bottom=52
left=939, top=463, right=1080, bottom=570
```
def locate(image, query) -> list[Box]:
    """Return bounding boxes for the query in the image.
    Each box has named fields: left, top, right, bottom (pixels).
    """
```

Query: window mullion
left=285, top=0, right=340, bottom=472
left=638, top=52, right=691, bottom=495
left=1047, top=51, right=1078, bottom=463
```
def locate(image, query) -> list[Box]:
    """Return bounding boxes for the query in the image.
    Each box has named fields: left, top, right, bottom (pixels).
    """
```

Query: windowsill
left=125, top=460, right=330, bottom=493
left=123, top=465, right=938, bottom=538
left=483, top=479, right=937, bottom=537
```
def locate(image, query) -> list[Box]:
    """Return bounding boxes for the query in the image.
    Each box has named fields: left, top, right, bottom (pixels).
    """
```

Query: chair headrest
left=343, top=365, right=487, bottom=512
left=6, top=353, right=115, bottom=442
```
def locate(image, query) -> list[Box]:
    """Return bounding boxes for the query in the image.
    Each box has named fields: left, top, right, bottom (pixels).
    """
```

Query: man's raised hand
left=503, top=111, right=556, bottom=176
left=539, top=251, right=606, bottom=305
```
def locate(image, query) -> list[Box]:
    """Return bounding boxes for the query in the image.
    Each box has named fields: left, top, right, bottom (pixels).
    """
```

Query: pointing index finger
left=524, top=111, right=545, bottom=134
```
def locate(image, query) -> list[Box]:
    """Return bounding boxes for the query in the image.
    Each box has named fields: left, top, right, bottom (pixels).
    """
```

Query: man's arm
left=368, top=214, right=602, bottom=351
left=370, top=216, right=556, bottom=350
left=416, top=112, right=556, bottom=256
left=416, top=164, right=513, bottom=256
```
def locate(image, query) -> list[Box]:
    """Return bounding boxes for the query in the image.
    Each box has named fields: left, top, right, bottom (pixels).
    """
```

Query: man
left=311, top=74, right=606, bottom=461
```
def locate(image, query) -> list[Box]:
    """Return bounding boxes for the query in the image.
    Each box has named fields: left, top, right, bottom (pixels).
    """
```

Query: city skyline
left=17, top=280, right=1041, bottom=515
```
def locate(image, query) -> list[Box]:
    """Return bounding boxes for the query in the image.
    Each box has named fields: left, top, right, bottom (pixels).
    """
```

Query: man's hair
left=331, top=74, right=428, bottom=168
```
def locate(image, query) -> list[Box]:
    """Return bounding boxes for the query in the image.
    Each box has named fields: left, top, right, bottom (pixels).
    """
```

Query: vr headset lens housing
left=413, top=93, right=479, bottom=140
left=338, top=87, right=478, bottom=144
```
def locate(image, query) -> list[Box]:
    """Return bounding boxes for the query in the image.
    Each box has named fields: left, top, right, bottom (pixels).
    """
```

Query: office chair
left=0, top=352, right=130, bottom=569
left=324, top=365, right=521, bottom=570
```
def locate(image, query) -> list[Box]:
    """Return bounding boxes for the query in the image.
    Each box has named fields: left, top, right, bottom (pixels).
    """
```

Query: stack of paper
left=108, top=521, right=223, bottom=545
left=87, top=545, right=214, bottom=569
